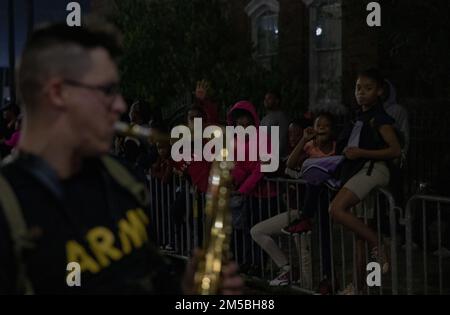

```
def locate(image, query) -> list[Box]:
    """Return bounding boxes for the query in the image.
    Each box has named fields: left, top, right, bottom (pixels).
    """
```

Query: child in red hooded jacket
left=227, top=101, right=278, bottom=273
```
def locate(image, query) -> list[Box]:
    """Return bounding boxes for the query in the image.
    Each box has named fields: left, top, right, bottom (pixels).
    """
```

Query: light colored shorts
left=344, top=161, right=390, bottom=203
left=354, top=191, right=377, bottom=219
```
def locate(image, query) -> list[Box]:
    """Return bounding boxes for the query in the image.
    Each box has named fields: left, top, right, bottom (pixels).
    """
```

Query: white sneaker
left=269, top=266, right=291, bottom=286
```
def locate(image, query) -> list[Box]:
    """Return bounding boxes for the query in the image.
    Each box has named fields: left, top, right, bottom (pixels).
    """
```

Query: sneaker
left=281, top=217, right=312, bottom=235
left=269, top=266, right=291, bottom=286
left=370, top=245, right=390, bottom=274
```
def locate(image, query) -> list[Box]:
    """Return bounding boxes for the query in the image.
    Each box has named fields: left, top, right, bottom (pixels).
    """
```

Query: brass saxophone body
left=115, top=122, right=233, bottom=294
left=194, top=157, right=233, bottom=295
left=114, top=121, right=170, bottom=143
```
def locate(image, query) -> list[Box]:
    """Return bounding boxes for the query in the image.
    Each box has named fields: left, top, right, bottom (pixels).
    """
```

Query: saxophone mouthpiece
left=114, top=121, right=152, bottom=139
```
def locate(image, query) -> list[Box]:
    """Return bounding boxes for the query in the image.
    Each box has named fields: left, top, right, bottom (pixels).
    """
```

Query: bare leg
left=329, top=188, right=378, bottom=248
left=356, top=238, right=367, bottom=294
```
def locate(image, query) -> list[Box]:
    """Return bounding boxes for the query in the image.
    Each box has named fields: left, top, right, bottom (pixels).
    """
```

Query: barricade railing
left=148, top=174, right=405, bottom=295
left=405, top=194, right=450, bottom=295
left=262, top=178, right=399, bottom=295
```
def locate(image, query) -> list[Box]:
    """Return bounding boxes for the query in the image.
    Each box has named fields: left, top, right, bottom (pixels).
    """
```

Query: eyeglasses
left=63, top=79, right=121, bottom=98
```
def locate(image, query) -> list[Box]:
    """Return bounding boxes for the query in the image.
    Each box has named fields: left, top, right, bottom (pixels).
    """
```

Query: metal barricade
left=248, top=177, right=399, bottom=295
left=405, top=194, right=450, bottom=295
left=147, top=173, right=401, bottom=295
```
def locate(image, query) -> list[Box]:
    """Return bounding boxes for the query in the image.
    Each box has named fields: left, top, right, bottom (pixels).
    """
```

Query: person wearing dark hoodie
left=383, top=80, right=409, bottom=160
left=227, top=101, right=277, bottom=274
left=261, top=90, right=290, bottom=161
left=382, top=80, right=410, bottom=240
left=120, top=100, right=154, bottom=177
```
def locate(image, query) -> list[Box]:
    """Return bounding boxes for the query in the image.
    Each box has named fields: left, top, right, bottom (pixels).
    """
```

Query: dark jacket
left=0, top=153, right=181, bottom=294
left=336, top=103, right=395, bottom=185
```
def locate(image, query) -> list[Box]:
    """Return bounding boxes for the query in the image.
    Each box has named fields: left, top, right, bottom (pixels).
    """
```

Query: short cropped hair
left=17, top=21, right=122, bottom=112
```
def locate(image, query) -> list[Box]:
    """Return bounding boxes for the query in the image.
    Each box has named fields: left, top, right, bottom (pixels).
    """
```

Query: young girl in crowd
left=251, top=113, right=337, bottom=287
left=330, top=69, right=401, bottom=294
left=283, top=113, right=336, bottom=233
left=227, top=101, right=278, bottom=274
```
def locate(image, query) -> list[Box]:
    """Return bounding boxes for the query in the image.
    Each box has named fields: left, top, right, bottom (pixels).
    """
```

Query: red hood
left=227, top=101, right=260, bottom=127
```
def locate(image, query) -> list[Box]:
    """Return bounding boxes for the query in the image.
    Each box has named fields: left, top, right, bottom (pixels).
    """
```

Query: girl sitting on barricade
left=329, top=69, right=402, bottom=294
left=250, top=113, right=337, bottom=291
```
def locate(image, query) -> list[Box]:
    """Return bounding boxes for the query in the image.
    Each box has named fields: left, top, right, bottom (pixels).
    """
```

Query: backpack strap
left=0, top=173, right=35, bottom=294
left=101, top=156, right=150, bottom=207
left=346, top=121, right=364, bottom=148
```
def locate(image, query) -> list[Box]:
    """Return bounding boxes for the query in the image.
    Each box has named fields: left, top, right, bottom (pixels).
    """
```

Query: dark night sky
left=0, top=0, right=91, bottom=67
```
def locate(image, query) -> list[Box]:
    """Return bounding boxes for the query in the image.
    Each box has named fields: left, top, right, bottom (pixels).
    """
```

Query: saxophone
left=114, top=121, right=170, bottom=143
left=194, top=154, right=233, bottom=295
left=115, top=122, right=234, bottom=294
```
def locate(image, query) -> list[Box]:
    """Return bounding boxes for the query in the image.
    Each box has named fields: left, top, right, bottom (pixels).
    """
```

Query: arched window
left=307, top=0, right=344, bottom=114
left=256, top=12, right=278, bottom=57
left=245, top=0, right=279, bottom=58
